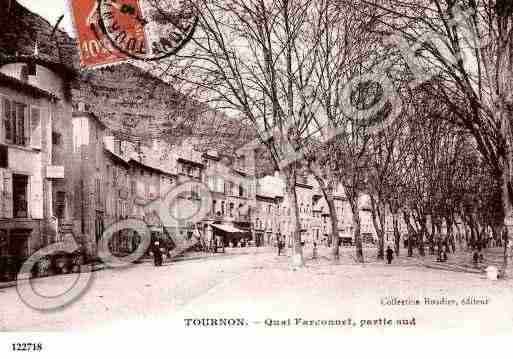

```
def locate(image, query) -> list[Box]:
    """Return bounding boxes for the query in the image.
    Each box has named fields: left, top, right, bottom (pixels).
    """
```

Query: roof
left=104, top=148, right=130, bottom=168
left=0, top=72, right=57, bottom=99
left=210, top=223, right=247, bottom=233
left=0, top=1, right=79, bottom=73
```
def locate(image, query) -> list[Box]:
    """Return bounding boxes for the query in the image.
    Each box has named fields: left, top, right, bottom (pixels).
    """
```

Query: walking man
left=386, top=245, right=394, bottom=264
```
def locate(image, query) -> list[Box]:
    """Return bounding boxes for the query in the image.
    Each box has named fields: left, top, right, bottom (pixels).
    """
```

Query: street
left=1, top=246, right=512, bottom=333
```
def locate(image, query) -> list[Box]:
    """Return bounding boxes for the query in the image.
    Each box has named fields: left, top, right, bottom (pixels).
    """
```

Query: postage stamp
left=97, top=0, right=198, bottom=61
left=69, top=0, right=147, bottom=68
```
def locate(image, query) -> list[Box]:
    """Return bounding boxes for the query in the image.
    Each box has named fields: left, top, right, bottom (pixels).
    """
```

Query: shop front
left=210, top=223, right=248, bottom=249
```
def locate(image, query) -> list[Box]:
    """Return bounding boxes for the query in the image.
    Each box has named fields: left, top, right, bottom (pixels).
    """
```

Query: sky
left=17, top=0, right=76, bottom=37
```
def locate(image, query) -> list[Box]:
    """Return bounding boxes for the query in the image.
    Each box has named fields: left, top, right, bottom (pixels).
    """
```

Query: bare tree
left=355, top=0, right=513, bottom=276
left=169, top=0, right=344, bottom=265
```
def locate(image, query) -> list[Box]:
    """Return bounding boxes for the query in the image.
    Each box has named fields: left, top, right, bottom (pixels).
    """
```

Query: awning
left=210, top=223, right=247, bottom=234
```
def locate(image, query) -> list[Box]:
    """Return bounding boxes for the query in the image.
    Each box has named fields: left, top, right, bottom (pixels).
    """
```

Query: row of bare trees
left=133, top=0, right=513, bottom=274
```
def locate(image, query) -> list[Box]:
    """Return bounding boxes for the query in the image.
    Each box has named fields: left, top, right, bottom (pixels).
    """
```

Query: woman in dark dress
left=153, top=240, right=163, bottom=267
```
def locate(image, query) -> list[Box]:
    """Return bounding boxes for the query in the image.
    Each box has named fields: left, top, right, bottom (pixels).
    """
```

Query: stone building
left=253, top=172, right=383, bottom=248
left=202, top=150, right=256, bottom=247
left=0, top=0, right=78, bottom=261
left=71, top=61, right=258, bottom=255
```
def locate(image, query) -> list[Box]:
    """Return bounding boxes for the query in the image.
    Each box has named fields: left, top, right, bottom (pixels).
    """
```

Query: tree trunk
left=392, top=211, right=400, bottom=257
left=492, top=224, right=501, bottom=248
left=418, top=221, right=426, bottom=257
left=500, top=164, right=511, bottom=278
left=350, top=198, right=364, bottom=263
left=370, top=195, right=385, bottom=260
left=308, top=164, right=339, bottom=260
left=467, top=215, right=477, bottom=249
left=428, top=218, right=436, bottom=255
left=434, top=220, right=443, bottom=254
left=446, top=216, right=456, bottom=253
left=403, top=211, right=415, bottom=257
left=462, top=220, right=470, bottom=249
left=285, top=169, right=303, bottom=266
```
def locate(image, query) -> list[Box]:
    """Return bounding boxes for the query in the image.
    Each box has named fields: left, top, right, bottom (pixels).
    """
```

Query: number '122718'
left=11, top=343, right=43, bottom=351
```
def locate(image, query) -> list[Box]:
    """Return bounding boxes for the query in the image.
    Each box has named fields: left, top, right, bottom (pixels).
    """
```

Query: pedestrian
left=441, top=246, right=448, bottom=262
left=386, top=245, right=394, bottom=264
left=277, top=238, right=284, bottom=256
left=153, top=240, right=163, bottom=267
left=472, top=249, right=479, bottom=267
left=312, top=242, right=318, bottom=260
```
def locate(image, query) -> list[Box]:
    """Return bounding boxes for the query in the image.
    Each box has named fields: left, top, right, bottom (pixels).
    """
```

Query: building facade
left=0, top=0, right=77, bottom=262
left=253, top=173, right=384, bottom=248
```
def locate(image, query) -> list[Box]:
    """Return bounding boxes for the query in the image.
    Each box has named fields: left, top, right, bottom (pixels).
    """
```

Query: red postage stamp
left=69, top=0, right=148, bottom=68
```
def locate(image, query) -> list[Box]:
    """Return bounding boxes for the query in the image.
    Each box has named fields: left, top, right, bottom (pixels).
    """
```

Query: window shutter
left=1, top=170, right=13, bottom=218
left=30, top=106, right=41, bottom=149
left=0, top=169, right=3, bottom=218
left=3, top=99, right=11, bottom=142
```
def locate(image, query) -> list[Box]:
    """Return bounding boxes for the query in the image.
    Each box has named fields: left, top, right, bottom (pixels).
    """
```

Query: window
left=54, top=191, right=65, bottom=219
left=13, top=174, right=28, bottom=218
left=2, top=99, right=28, bottom=146
left=30, top=107, right=41, bottom=148
left=112, top=167, right=117, bottom=186
left=0, top=229, right=7, bottom=256
left=52, top=132, right=62, bottom=146
left=131, top=179, right=136, bottom=195
left=221, top=201, right=225, bottom=215
left=95, top=178, right=101, bottom=207
left=229, top=203, right=234, bottom=217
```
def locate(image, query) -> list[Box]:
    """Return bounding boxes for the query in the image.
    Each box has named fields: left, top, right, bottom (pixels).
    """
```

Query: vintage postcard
left=1, top=0, right=513, bottom=356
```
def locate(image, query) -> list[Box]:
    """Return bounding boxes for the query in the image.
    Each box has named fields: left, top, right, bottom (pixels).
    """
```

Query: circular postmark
left=97, top=0, right=199, bottom=61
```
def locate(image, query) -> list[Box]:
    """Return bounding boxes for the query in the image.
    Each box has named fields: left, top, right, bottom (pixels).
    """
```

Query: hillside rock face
left=0, top=1, right=269, bottom=174
left=73, top=63, right=257, bottom=154
left=0, top=0, right=78, bottom=69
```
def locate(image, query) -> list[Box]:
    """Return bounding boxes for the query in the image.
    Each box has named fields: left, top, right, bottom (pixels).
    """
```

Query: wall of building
left=0, top=62, right=74, bottom=257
